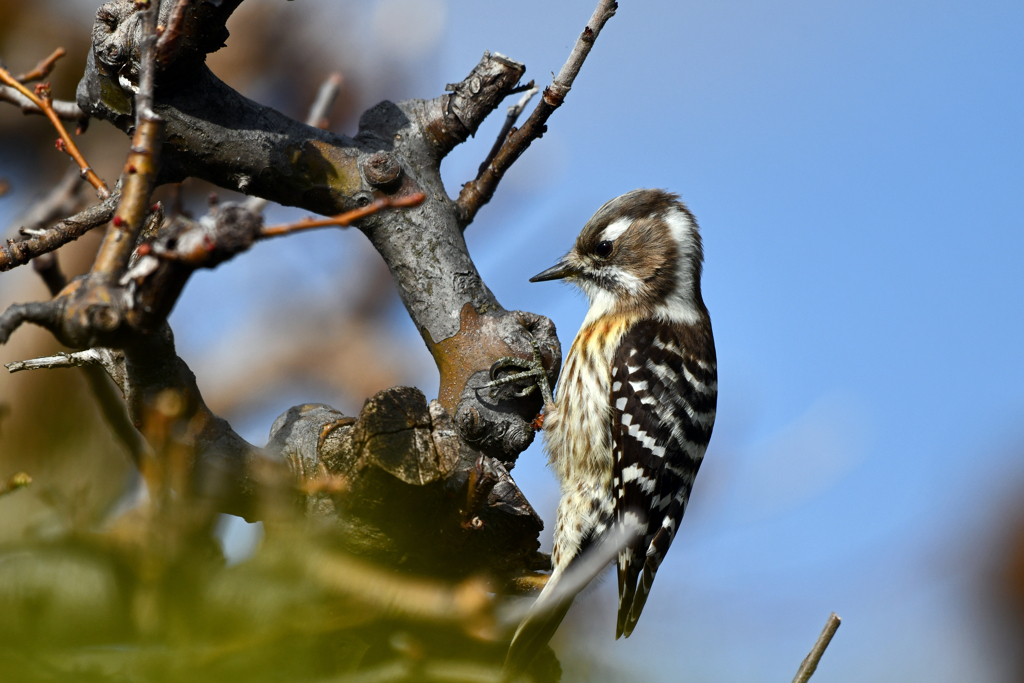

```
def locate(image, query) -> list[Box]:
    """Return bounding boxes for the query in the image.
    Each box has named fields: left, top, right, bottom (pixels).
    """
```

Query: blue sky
left=6, top=1, right=1022, bottom=680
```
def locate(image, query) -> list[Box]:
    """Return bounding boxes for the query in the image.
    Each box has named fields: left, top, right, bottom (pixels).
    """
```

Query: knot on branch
left=81, top=0, right=240, bottom=128
left=130, top=201, right=262, bottom=270
left=268, top=387, right=544, bottom=580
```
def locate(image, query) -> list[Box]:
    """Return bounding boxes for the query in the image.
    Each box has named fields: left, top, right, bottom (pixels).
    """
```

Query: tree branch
left=0, top=187, right=122, bottom=272
left=0, top=85, right=84, bottom=120
left=306, top=71, right=343, bottom=131
left=14, top=0, right=611, bottom=569
left=0, top=71, right=109, bottom=198
left=477, top=82, right=537, bottom=177
left=245, top=71, right=345, bottom=214
left=6, top=348, right=116, bottom=374
left=91, top=1, right=163, bottom=282
left=792, top=612, right=842, bottom=683
left=15, top=47, right=67, bottom=84
left=154, top=0, right=192, bottom=67
left=259, top=193, right=425, bottom=238
left=269, top=387, right=546, bottom=580
left=456, top=0, right=618, bottom=228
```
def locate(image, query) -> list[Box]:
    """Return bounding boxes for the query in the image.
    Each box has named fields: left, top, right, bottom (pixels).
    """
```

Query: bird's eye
left=595, top=241, right=613, bottom=258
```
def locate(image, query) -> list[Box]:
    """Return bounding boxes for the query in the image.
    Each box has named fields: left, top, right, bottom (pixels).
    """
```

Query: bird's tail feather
left=615, top=544, right=641, bottom=639
left=503, top=580, right=576, bottom=675
left=618, top=525, right=671, bottom=638
left=505, top=521, right=645, bottom=672
left=621, top=554, right=659, bottom=638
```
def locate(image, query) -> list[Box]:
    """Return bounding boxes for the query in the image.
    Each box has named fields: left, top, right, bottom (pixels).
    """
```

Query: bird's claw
left=485, top=338, right=554, bottom=406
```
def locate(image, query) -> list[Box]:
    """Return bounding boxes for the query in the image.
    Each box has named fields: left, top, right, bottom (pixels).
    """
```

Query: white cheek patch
left=664, top=208, right=697, bottom=261
left=600, top=217, right=632, bottom=243
left=653, top=207, right=702, bottom=325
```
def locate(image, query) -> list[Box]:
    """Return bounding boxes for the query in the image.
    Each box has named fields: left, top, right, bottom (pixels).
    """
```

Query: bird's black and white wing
left=611, top=318, right=717, bottom=639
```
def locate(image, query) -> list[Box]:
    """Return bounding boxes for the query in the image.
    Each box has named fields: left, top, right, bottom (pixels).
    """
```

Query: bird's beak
left=530, top=258, right=579, bottom=283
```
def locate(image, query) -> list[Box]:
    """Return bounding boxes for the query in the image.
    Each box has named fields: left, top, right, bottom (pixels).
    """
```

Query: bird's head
left=531, top=189, right=706, bottom=323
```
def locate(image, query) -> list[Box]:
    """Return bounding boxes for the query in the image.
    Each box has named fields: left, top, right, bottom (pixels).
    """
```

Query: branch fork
left=0, top=0, right=618, bottom=592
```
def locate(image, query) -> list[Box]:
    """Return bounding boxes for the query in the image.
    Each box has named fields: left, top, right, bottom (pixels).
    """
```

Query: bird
left=493, top=188, right=717, bottom=672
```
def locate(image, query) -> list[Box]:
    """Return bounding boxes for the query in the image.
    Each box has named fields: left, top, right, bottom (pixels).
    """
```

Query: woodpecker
left=498, top=188, right=717, bottom=671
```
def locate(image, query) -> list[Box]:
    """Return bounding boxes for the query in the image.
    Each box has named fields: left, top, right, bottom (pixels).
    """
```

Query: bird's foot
left=485, top=337, right=554, bottom=407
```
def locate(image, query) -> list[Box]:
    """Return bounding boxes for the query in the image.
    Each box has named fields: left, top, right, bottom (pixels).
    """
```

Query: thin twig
left=0, top=84, right=84, bottom=120
left=6, top=348, right=112, bottom=374
left=0, top=187, right=121, bottom=272
left=456, top=0, right=617, bottom=229
left=792, top=612, right=842, bottom=683
left=307, top=72, right=343, bottom=130
left=155, top=0, right=193, bottom=66
left=0, top=68, right=108, bottom=198
left=477, top=82, right=536, bottom=176
left=91, top=4, right=164, bottom=282
left=259, top=192, right=426, bottom=238
left=245, top=72, right=343, bottom=214
left=136, top=2, right=160, bottom=121
left=15, top=47, right=66, bottom=83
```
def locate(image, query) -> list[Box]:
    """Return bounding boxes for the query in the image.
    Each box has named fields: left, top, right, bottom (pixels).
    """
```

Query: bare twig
left=0, top=69, right=108, bottom=198
left=307, top=72, right=343, bottom=130
left=123, top=192, right=420, bottom=278
left=477, top=82, right=536, bottom=176
left=456, top=0, right=617, bottom=228
left=792, top=612, right=842, bottom=683
left=0, top=187, right=121, bottom=272
left=155, top=0, right=193, bottom=66
left=91, top=5, right=164, bottom=282
left=0, top=84, right=84, bottom=119
left=259, top=192, right=426, bottom=238
left=244, top=71, right=343, bottom=214
left=6, top=348, right=115, bottom=374
left=136, top=2, right=160, bottom=121
left=15, top=47, right=66, bottom=83
left=32, top=253, right=67, bottom=295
